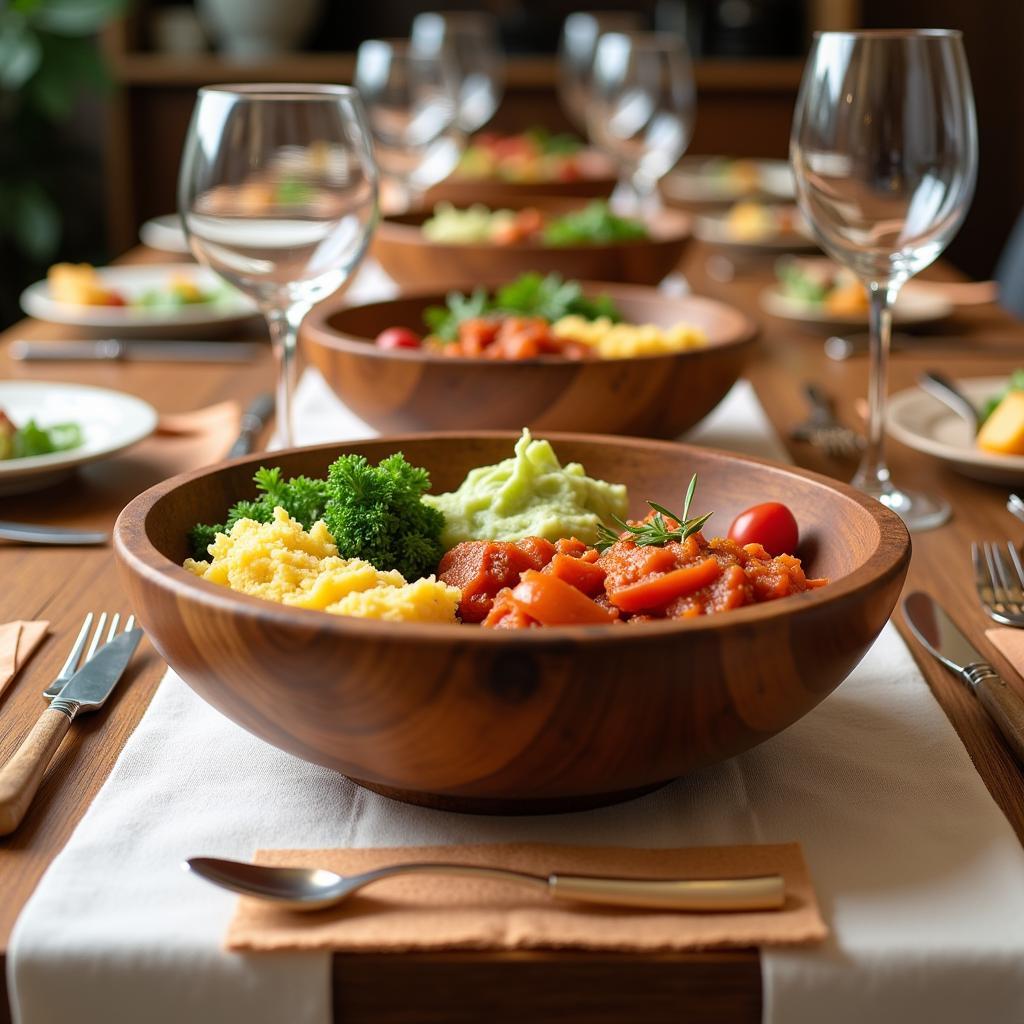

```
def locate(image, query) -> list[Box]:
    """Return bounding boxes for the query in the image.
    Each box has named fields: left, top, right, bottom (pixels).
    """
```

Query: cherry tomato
left=727, top=502, right=799, bottom=556
left=375, top=327, right=421, bottom=350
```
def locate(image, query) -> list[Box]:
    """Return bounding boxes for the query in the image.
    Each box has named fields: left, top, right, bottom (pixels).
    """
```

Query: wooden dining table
left=1, top=238, right=1022, bottom=1023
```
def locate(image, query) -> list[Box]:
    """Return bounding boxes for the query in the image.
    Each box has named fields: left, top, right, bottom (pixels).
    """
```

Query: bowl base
left=347, top=776, right=672, bottom=816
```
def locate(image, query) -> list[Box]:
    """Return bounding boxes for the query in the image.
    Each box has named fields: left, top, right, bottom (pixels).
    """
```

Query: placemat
left=227, top=842, right=825, bottom=953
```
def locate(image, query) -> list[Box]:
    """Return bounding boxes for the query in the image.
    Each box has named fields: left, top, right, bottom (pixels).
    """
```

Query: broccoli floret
left=321, top=452, right=444, bottom=580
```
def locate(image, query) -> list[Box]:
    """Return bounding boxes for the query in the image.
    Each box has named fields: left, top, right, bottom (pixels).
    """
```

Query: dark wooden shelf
left=109, top=52, right=805, bottom=93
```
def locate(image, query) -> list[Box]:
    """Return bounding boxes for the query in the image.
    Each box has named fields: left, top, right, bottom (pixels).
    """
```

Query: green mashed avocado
left=424, top=429, right=629, bottom=548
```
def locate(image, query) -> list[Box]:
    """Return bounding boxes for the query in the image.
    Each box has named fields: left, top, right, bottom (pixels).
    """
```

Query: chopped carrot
left=608, top=557, right=722, bottom=613
left=509, top=570, right=616, bottom=626
left=545, top=553, right=607, bottom=596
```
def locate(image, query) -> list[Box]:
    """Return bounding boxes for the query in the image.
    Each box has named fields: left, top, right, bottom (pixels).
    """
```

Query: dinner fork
left=42, top=612, right=135, bottom=699
left=789, top=382, right=865, bottom=459
left=972, top=542, right=1024, bottom=627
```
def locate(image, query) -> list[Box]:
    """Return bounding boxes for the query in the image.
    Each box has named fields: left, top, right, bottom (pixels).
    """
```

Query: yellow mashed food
left=551, top=315, right=706, bottom=358
left=184, top=507, right=460, bottom=623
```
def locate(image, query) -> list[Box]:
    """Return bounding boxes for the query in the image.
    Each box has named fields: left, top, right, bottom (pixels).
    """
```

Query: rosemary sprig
left=594, top=474, right=713, bottom=553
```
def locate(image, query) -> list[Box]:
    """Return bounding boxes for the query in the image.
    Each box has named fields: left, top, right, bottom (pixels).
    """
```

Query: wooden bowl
left=115, top=433, right=910, bottom=814
left=373, top=197, right=692, bottom=290
left=425, top=151, right=617, bottom=206
left=301, top=283, right=757, bottom=437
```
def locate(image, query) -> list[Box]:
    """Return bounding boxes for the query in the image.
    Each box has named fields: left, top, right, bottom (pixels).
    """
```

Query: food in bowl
left=422, top=201, right=648, bottom=247
left=978, top=370, right=1024, bottom=454
left=372, top=273, right=707, bottom=360
left=186, top=432, right=825, bottom=628
left=775, top=257, right=869, bottom=316
left=48, top=263, right=223, bottom=309
left=0, top=408, right=83, bottom=460
left=454, top=128, right=600, bottom=184
left=722, top=202, right=800, bottom=242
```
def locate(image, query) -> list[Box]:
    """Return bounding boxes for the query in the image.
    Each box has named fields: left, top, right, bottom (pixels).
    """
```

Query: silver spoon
left=0, top=521, right=108, bottom=545
left=184, top=856, right=785, bottom=913
left=918, top=370, right=980, bottom=434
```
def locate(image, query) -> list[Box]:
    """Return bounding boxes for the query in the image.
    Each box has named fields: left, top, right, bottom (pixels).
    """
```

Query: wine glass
left=557, top=11, right=643, bottom=132
left=791, top=30, right=978, bottom=530
left=411, top=11, right=504, bottom=133
left=586, top=31, right=695, bottom=215
left=179, top=84, right=378, bottom=448
left=354, top=38, right=462, bottom=213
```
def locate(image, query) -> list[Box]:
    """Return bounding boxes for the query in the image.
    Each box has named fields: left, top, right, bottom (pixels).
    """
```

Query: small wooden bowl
left=372, top=197, right=692, bottom=290
left=115, top=433, right=910, bottom=814
left=301, top=282, right=756, bottom=437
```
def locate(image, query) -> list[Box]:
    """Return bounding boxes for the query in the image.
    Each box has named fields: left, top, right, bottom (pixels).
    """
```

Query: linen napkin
left=10, top=357, right=1024, bottom=1024
left=0, top=620, right=48, bottom=699
left=987, top=628, right=1024, bottom=672
left=228, top=842, right=825, bottom=953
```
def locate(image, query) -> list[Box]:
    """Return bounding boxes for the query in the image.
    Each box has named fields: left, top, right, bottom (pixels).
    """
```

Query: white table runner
left=10, top=288, right=1024, bottom=1022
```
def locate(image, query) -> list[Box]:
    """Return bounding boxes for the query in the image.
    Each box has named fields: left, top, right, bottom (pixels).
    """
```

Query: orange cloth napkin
left=985, top=629, right=1024, bottom=673
left=226, top=842, right=825, bottom=954
left=0, top=620, right=49, bottom=698
left=111, top=401, right=243, bottom=488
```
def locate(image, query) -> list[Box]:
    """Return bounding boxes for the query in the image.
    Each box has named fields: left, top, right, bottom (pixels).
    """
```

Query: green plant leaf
left=0, top=15, right=42, bottom=90
left=10, top=180, right=60, bottom=261
left=26, top=32, right=110, bottom=118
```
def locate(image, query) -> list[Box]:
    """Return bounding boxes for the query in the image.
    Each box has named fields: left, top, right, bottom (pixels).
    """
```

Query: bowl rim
left=376, top=200, right=693, bottom=251
left=114, top=431, right=911, bottom=647
left=301, top=281, right=759, bottom=367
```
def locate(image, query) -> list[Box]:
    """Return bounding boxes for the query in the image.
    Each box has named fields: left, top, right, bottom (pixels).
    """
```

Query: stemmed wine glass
left=354, top=38, right=462, bottom=213
left=586, top=32, right=695, bottom=215
left=791, top=30, right=978, bottom=529
left=411, top=11, right=504, bottom=133
left=557, top=11, right=643, bottom=132
left=178, top=84, right=378, bottom=447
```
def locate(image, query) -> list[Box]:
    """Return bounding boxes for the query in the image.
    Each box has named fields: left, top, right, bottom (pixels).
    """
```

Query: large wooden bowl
left=373, top=197, right=692, bottom=290
left=301, top=283, right=757, bottom=437
left=115, top=433, right=911, bottom=815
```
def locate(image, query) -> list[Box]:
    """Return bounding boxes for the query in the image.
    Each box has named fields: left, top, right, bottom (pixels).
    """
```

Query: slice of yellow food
left=978, top=391, right=1024, bottom=455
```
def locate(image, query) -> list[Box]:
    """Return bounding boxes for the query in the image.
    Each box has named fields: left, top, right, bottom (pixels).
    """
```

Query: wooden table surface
left=1, top=240, right=1022, bottom=1024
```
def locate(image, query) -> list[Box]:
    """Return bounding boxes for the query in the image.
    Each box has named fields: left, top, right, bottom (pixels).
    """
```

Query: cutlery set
left=0, top=612, right=143, bottom=834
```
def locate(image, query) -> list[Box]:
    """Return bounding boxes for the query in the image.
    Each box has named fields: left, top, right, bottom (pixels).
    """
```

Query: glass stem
left=265, top=304, right=305, bottom=449
left=851, top=281, right=899, bottom=498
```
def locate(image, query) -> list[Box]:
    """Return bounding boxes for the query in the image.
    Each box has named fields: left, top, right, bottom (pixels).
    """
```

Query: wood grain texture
left=372, top=197, right=692, bottom=291
left=0, top=709, right=71, bottom=836
left=4, top=239, right=1024, bottom=1023
left=113, top=433, right=909, bottom=813
left=301, top=284, right=757, bottom=437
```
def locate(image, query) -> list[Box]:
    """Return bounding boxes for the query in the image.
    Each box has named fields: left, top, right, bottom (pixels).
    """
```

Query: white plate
left=20, top=264, right=258, bottom=338
left=140, top=214, right=189, bottom=254
left=759, top=284, right=953, bottom=328
left=0, top=380, right=158, bottom=495
left=693, top=208, right=818, bottom=254
left=887, top=377, right=1024, bottom=485
left=663, top=158, right=795, bottom=205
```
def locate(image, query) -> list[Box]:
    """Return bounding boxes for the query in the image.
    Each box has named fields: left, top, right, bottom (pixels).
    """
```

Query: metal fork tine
left=1006, top=543, right=1024, bottom=591
left=990, top=543, right=1018, bottom=596
left=125, top=614, right=135, bottom=633
left=106, top=613, right=121, bottom=643
left=57, top=612, right=94, bottom=679
left=972, top=542, right=987, bottom=589
left=84, top=612, right=108, bottom=663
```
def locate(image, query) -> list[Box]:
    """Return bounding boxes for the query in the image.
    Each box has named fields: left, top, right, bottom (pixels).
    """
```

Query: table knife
left=0, top=627, right=143, bottom=835
left=9, top=339, right=265, bottom=363
left=226, top=393, right=275, bottom=458
left=903, top=592, right=1024, bottom=764
left=0, top=520, right=108, bottom=546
